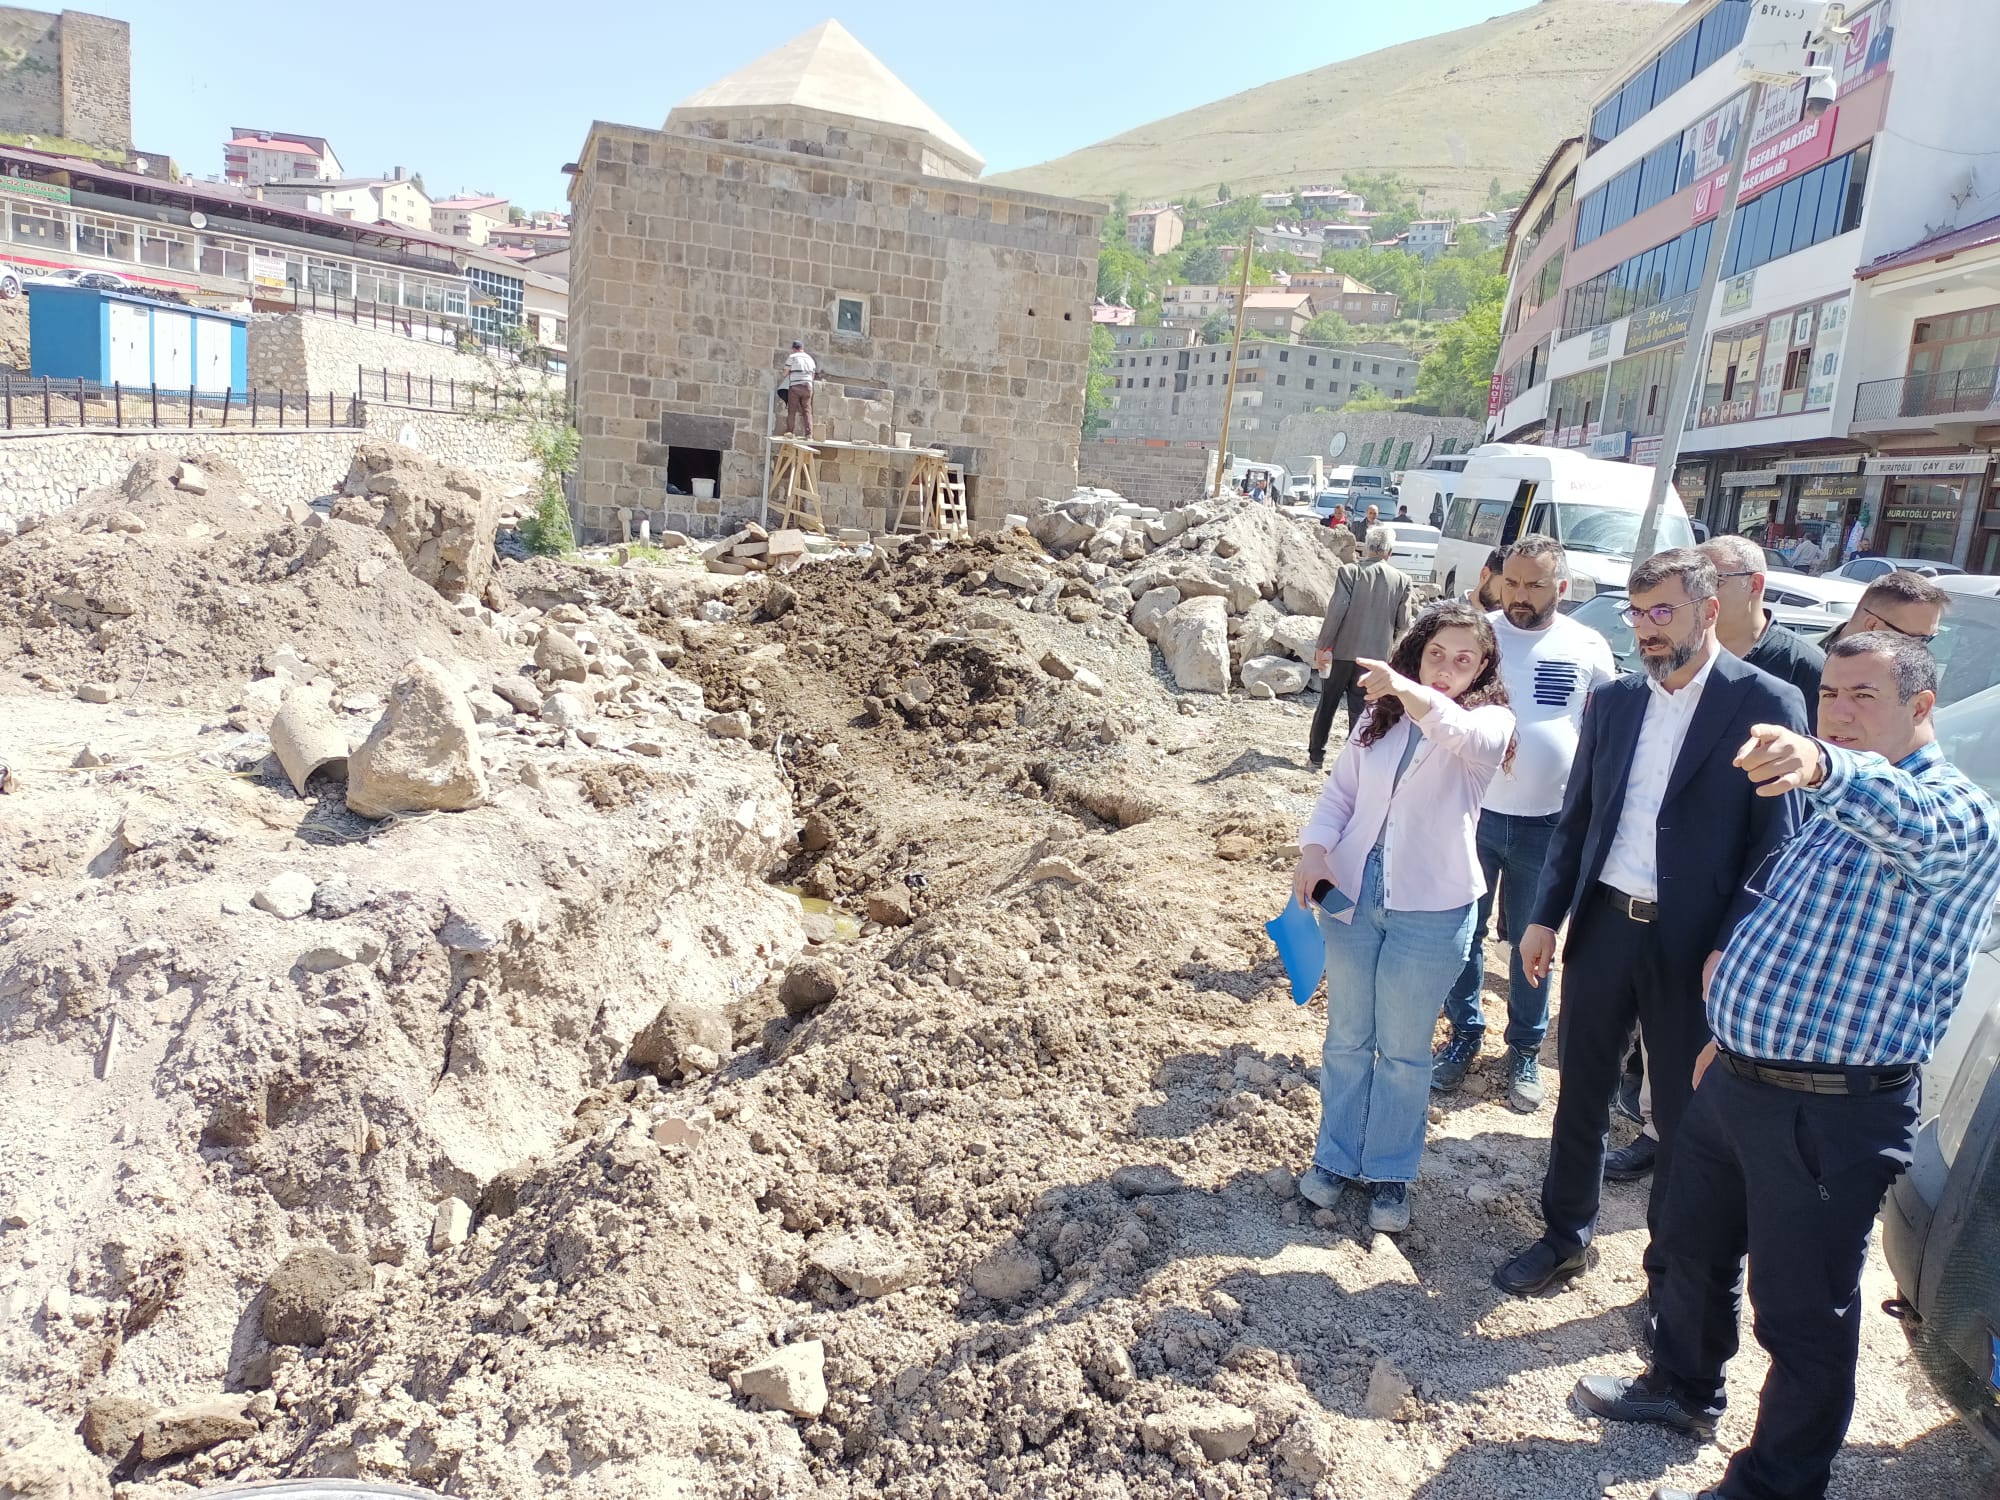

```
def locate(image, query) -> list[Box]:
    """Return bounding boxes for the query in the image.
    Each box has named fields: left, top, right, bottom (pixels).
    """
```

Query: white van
left=1398, top=455, right=1471, bottom=530
left=1434, top=444, right=1696, bottom=603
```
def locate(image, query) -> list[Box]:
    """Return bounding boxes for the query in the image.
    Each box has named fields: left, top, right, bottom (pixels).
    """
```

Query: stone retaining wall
left=1079, top=440, right=1219, bottom=508
left=246, top=314, right=559, bottom=403
left=0, top=405, right=542, bottom=529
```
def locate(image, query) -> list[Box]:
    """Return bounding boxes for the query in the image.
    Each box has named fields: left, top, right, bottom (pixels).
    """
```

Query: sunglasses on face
left=1857, top=610, right=1938, bottom=645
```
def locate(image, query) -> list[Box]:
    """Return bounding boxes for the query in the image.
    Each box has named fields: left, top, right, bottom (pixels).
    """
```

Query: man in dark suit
left=1492, top=549, right=1807, bottom=1305
left=1307, top=528, right=1413, bottom=767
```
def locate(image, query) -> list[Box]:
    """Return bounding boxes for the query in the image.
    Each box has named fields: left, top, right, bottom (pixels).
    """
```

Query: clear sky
left=104, top=0, right=1677, bottom=210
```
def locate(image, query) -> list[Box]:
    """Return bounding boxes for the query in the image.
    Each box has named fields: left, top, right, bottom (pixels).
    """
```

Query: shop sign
left=1883, top=500, right=1963, bottom=525
left=1722, top=469, right=1780, bottom=487
left=1589, top=324, right=1612, bottom=360
left=1632, top=436, right=1665, bottom=467
left=1686, top=92, right=1749, bottom=224
left=1866, top=453, right=1993, bottom=477
left=0, top=174, right=70, bottom=205
left=1722, top=273, right=1758, bottom=316
left=248, top=247, right=288, bottom=292
left=1740, top=108, right=1839, bottom=198
left=1748, top=80, right=1807, bottom=153
left=1487, top=372, right=1505, bottom=418
left=1590, top=431, right=1631, bottom=459
left=1775, top=456, right=1861, bottom=475
left=1674, top=460, right=1709, bottom=500
left=1626, top=292, right=1697, bottom=355
left=1798, top=474, right=1865, bottom=502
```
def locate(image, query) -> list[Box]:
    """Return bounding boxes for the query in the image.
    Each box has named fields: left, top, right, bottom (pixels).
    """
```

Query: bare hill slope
left=991, top=0, right=1683, bottom=211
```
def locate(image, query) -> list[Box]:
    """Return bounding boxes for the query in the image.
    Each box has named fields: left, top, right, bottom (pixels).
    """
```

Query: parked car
left=1833, top=555, right=1966, bottom=583
left=1280, top=489, right=1351, bottom=524
left=0, top=266, right=20, bottom=298
left=70, top=269, right=131, bottom=291
left=1760, top=570, right=1865, bottom=633
left=1880, top=681, right=2000, bottom=1462
left=1567, top=586, right=2000, bottom=708
left=1938, top=574, right=2000, bottom=598
left=1380, top=521, right=1438, bottom=583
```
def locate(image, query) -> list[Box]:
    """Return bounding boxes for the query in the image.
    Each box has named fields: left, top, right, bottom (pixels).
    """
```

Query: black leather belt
left=1597, top=884, right=1658, bottom=923
left=1717, top=1050, right=1917, bottom=1096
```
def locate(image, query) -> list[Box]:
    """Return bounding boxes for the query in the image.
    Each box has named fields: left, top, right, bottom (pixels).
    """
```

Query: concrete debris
left=75, top=682, right=116, bottom=704
left=251, top=871, right=316, bottom=920
left=430, top=1196, right=472, bottom=1252
left=1240, top=655, right=1311, bottom=696
left=1365, top=1356, right=1414, bottom=1420
left=533, top=628, right=590, bottom=683
left=269, top=693, right=351, bottom=794
left=734, top=1341, right=828, bottom=1419
left=138, top=1396, right=257, bottom=1461
left=333, top=442, right=500, bottom=600
left=79, top=1395, right=157, bottom=1461
left=809, top=1229, right=919, bottom=1298
left=1157, top=596, right=1231, bottom=694
left=345, top=656, right=490, bottom=818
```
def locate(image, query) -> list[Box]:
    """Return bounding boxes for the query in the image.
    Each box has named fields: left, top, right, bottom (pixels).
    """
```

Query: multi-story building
left=432, top=195, right=510, bottom=246
left=486, top=222, right=569, bottom=255
left=1300, top=186, right=1366, bottom=216
left=259, top=172, right=430, bottom=231
left=1126, top=204, right=1184, bottom=256
left=1255, top=223, right=1322, bottom=260
left=1488, top=0, right=2000, bottom=571
left=1404, top=219, right=1455, bottom=261
left=1286, top=271, right=1401, bottom=324
left=223, top=129, right=341, bottom=187
left=1320, top=223, right=1372, bottom=253
left=1160, top=283, right=1231, bottom=327
left=1101, top=330, right=1417, bottom=441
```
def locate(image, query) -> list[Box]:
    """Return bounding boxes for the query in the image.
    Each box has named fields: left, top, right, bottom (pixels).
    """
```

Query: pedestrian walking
left=1349, top=503, right=1382, bottom=544
left=1291, top=602, right=1516, bottom=1233
left=1491, top=549, right=1808, bottom=1304
left=779, top=340, right=816, bottom=438
left=1434, top=535, right=1617, bottom=1111
left=1308, top=528, right=1414, bottom=769
left=1574, top=632, right=2000, bottom=1500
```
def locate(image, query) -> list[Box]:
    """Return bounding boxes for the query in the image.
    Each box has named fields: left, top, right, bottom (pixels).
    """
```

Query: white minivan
left=1398, top=455, right=1471, bottom=530
left=1434, top=444, right=1696, bottom=603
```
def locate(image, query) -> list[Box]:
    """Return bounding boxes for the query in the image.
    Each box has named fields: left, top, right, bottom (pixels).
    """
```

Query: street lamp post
left=1631, top=6, right=1845, bottom=563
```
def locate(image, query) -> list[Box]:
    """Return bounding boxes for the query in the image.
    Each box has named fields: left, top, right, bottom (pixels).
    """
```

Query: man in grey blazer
left=1308, top=528, right=1414, bottom=768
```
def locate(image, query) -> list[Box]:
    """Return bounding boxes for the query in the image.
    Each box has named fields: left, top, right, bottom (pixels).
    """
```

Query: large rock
left=332, top=442, right=500, bottom=599
left=1130, top=585, right=1183, bottom=642
left=1241, top=655, right=1311, bottom=696
left=1027, top=509, right=1098, bottom=554
left=809, top=1229, right=919, bottom=1298
left=1268, top=615, right=1324, bottom=662
left=970, top=1242, right=1044, bottom=1302
left=345, top=657, right=489, bottom=819
left=778, top=957, right=843, bottom=1016
left=1, top=1403, right=111, bottom=1499
left=1157, top=596, right=1231, bottom=694
left=137, top=1397, right=256, bottom=1461
left=533, top=629, right=589, bottom=683
left=1234, top=600, right=1285, bottom=665
left=735, top=1341, right=828, bottom=1418
left=626, top=1000, right=730, bottom=1078
left=263, top=1246, right=371, bottom=1346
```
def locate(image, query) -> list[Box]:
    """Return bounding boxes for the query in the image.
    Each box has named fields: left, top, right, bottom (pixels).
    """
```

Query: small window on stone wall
left=835, top=297, right=866, bottom=335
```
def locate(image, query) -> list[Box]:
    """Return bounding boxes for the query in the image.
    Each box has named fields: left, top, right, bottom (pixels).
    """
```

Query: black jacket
left=1743, top=615, right=1825, bottom=733
left=1529, top=650, right=1808, bottom=983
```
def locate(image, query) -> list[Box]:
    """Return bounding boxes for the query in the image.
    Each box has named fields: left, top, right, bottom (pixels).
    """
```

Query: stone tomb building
left=567, top=21, right=1102, bottom=540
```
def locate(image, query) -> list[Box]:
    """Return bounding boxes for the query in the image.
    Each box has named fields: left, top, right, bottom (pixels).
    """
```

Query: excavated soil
left=0, top=497, right=1992, bottom=1500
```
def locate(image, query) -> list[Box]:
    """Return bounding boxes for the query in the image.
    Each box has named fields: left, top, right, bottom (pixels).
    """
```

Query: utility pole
left=1634, top=5, right=1843, bottom=562
left=1213, top=225, right=1256, bottom=495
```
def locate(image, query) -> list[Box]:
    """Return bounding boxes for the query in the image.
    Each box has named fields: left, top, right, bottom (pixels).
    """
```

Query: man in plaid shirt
left=1572, top=631, right=2000, bottom=1500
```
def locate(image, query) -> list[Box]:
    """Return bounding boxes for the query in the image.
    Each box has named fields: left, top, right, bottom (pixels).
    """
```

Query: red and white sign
left=1487, top=373, right=1505, bottom=418
left=1740, top=107, right=1839, bottom=197
left=1692, top=170, right=1734, bottom=224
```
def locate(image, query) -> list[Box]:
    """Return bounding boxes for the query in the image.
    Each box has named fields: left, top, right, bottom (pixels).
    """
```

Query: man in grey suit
left=1307, top=527, right=1414, bottom=768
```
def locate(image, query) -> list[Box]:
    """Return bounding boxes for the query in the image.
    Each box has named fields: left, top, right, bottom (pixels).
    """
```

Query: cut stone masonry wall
left=1079, top=440, right=1219, bottom=509
left=246, top=315, right=559, bottom=404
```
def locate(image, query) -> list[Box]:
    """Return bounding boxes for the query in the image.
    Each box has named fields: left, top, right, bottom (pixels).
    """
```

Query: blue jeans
left=1315, top=850, right=1477, bottom=1184
left=1443, top=809, right=1560, bottom=1051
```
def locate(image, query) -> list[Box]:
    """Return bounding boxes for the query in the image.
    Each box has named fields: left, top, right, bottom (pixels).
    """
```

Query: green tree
left=1180, top=244, right=1226, bottom=284
left=1083, top=324, right=1115, bottom=439
left=1096, top=242, right=1164, bottom=317
left=1198, top=313, right=1233, bottom=346
left=1217, top=182, right=1232, bottom=202
left=1416, top=296, right=1503, bottom=419
left=1103, top=190, right=1133, bottom=242
left=1301, top=310, right=1358, bottom=347
left=1344, top=384, right=1400, bottom=412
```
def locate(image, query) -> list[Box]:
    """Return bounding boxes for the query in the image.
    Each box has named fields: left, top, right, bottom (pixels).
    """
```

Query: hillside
left=990, top=0, right=1683, bottom=211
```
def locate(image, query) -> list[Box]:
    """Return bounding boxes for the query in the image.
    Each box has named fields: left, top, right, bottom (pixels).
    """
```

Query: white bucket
left=894, top=430, right=912, bottom=449
left=691, top=478, right=716, bottom=500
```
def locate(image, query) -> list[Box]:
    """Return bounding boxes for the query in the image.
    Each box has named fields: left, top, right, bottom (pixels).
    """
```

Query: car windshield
left=1935, top=685, right=2000, bottom=803
left=1552, top=505, right=1696, bottom=556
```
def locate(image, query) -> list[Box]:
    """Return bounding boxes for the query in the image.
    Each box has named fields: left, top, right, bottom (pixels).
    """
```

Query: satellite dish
left=1415, top=433, right=1436, bottom=465
left=1328, top=431, right=1349, bottom=460
left=188, top=211, right=207, bottom=229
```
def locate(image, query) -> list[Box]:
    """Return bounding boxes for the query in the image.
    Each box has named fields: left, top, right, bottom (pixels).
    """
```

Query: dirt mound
left=0, top=453, right=517, bottom=710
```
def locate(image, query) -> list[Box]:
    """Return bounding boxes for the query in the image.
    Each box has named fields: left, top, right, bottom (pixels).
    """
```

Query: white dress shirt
left=1599, top=646, right=1718, bottom=901
left=1301, top=686, right=1516, bottom=914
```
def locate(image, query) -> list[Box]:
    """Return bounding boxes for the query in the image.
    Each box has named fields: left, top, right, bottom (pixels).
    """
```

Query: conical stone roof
left=671, top=19, right=984, bottom=175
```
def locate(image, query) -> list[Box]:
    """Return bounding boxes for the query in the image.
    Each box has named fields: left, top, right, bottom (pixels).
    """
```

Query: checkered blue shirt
left=1708, top=741, right=2000, bottom=1066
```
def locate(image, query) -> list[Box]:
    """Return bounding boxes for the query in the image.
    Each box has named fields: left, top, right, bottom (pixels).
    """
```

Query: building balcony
left=1852, top=366, right=2000, bottom=438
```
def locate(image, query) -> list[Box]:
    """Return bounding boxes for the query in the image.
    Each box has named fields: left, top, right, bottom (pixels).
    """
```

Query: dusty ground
left=0, top=480, right=1992, bottom=1500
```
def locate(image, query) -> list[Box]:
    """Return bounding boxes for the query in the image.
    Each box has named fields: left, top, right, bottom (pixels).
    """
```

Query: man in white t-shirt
left=1434, top=533, right=1618, bottom=1111
left=779, top=340, right=817, bottom=438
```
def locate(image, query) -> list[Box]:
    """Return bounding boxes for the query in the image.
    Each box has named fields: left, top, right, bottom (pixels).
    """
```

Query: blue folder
left=1266, top=898, right=1326, bottom=1007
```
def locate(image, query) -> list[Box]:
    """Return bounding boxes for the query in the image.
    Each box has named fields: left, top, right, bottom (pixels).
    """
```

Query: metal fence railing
left=0, top=374, right=361, bottom=431
left=1854, top=366, right=2000, bottom=424
left=355, top=365, right=543, bottom=415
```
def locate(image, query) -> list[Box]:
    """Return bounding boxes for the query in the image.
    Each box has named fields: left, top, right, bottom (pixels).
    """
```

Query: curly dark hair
left=1357, top=600, right=1511, bottom=754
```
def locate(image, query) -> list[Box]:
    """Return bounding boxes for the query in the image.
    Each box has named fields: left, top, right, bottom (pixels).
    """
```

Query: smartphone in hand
left=1311, top=879, right=1355, bottom=918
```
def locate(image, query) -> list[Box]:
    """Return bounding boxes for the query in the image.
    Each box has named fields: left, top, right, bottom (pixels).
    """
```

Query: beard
left=1640, top=634, right=1701, bottom=683
left=1505, top=599, right=1557, bottom=630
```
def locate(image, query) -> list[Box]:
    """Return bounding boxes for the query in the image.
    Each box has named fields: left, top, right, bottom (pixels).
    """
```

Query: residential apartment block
left=223, top=129, right=341, bottom=187
left=1126, top=204, right=1184, bottom=256
left=432, top=195, right=510, bottom=246
left=1286, top=271, right=1400, bottom=324
left=1255, top=223, right=1323, bottom=260
left=259, top=171, right=431, bottom=231
left=1488, top=0, right=2000, bottom=573
left=1101, top=326, right=1417, bottom=442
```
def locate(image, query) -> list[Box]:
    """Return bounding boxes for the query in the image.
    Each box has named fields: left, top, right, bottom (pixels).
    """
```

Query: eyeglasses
left=1857, top=610, right=1939, bottom=645
left=1714, top=570, right=1758, bottom=582
left=1618, top=599, right=1702, bottom=627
